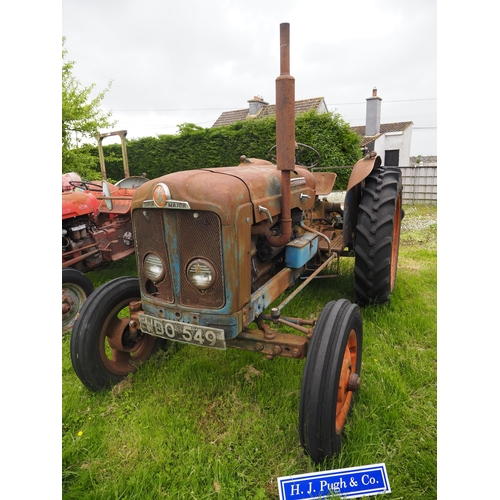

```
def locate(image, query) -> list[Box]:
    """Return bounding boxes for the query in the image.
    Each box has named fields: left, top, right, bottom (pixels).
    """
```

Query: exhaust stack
left=268, top=22, right=294, bottom=247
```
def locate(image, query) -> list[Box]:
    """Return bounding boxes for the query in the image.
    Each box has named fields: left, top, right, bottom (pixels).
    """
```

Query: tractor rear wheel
left=354, top=166, right=403, bottom=306
left=70, top=276, right=167, bottom=391
left=62, top=268, right=94, bottom=333
left=299, top=299, right=362, bottom=462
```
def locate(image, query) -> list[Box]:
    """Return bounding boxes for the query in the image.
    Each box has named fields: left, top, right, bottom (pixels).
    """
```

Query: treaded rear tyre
left=70, top=276, right=166, bottom=391
left=354, top=166, right=403, bottom=306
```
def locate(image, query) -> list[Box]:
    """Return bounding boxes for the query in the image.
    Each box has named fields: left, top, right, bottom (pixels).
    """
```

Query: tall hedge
left=80, top=110, right=362, bottom=190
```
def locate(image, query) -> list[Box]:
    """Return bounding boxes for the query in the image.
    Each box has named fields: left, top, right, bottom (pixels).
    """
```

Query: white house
left=350, top=88, right=413, bottom=167
left=212, top=89, right=414, bottom=167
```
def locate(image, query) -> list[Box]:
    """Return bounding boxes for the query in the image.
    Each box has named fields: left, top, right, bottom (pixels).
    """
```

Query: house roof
left=212, top=98, right=413, bottom=149
left=212, top=97, right=326, bottom=128
left=351, top=122, right=413, bottom=146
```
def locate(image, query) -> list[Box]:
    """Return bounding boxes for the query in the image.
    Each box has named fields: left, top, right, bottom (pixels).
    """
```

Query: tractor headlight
left=144, top=252, right=165, bottom=282
left=187, top=259, right=216, bottom=291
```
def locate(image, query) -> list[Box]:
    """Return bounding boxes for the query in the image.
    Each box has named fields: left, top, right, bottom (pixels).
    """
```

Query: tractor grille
left=177, top=210, right=225, bottom=308
left=133, top=209, right=225, bottom=309
left=133, top=209, right=174, bottom=303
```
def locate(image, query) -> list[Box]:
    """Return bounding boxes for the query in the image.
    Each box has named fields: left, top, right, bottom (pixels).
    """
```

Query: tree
left=177, top=122, right=204, bottom=135
left=62, top=37, right=116, bottom=177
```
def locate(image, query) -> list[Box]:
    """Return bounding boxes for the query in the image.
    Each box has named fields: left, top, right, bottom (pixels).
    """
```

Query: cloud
left=62, top=0, right=437, bottom=153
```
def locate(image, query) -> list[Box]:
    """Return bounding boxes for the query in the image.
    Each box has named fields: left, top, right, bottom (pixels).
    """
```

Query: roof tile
left=351, top=122, right=413, bottom=145
left=212, top=97, right=326, bottom=127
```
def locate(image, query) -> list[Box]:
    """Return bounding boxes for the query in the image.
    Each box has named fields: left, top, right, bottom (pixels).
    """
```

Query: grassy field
left=62, top=204, right=437, bottom=499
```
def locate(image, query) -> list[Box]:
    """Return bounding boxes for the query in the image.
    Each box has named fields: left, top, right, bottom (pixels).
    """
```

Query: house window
left=385, top=150, right=399, bottom=166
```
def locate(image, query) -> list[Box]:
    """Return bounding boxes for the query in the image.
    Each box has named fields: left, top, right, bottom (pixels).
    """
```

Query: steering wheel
left=268, top=143, right=321, bottom=169
left=69, top=181, right=103, bottom=192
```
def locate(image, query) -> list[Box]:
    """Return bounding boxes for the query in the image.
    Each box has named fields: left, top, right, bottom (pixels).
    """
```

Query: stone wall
left=409, top=155, right=437, bottom=167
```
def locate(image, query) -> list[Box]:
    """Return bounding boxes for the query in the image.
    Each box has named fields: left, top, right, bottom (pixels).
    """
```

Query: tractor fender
left=346, top=152, right=381, bottom=192
left=342, top=153, right=382, bottom=248
left=62, top=190, right=100, bottom=219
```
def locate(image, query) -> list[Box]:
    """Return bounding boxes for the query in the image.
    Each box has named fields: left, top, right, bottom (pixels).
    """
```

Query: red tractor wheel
left=299, top=299, right=362, bottom=462
left=62, top=268, right=94, bottom=333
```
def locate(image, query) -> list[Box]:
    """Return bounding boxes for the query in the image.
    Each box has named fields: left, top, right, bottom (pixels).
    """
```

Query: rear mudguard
left=343, top=153, right=382, bottom=249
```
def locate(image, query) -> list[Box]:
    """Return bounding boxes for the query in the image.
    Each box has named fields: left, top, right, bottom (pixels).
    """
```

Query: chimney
left=248, top=96, right=268, bottom=116
left=365, top=87, right=382, bottom=136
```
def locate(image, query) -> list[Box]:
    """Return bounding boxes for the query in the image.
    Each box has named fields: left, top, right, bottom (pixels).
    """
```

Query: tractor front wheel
left=62, top=268, right=94, bottom=333
left=354, top=166, right=403, bottom=306
left=299, top=299, right=362, bottom=462
left=70, top=276, right=167, bottom=391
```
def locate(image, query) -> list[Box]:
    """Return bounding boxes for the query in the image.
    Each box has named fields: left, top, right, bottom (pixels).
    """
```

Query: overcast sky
left=62, top=0, right=437, bottom=157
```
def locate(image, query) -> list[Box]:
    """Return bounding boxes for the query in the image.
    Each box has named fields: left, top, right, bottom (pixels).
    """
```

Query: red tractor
left=70, top=24, right=403, bottom=462
left=62, top=131, right=149, bottom=332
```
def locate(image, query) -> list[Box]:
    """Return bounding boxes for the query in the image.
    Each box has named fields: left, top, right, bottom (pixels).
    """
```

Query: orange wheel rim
left=335, top=329, right=358, bottom=434
left=390, top=194, right=402, bottom=290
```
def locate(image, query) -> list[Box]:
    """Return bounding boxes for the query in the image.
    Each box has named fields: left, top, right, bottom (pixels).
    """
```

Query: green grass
left=62, top=205, right=437, bottom=499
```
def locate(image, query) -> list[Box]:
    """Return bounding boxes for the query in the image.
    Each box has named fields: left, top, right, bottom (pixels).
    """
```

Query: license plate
left=138, top=314, right=226, bottom=350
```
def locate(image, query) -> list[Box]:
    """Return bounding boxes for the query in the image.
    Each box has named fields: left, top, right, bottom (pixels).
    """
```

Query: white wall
left=373, top=135, right=386, bottom=159
left=373, top=125, right=413, bottom=166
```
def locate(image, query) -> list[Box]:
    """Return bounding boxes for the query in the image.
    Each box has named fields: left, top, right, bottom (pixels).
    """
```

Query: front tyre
left=354, top=166, right=403, bottom=306
left=299, top=299, right=362, bottom=462
left=62, top=268, right=94, bottom=333
left=70, top=276, right=166, bottom=391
